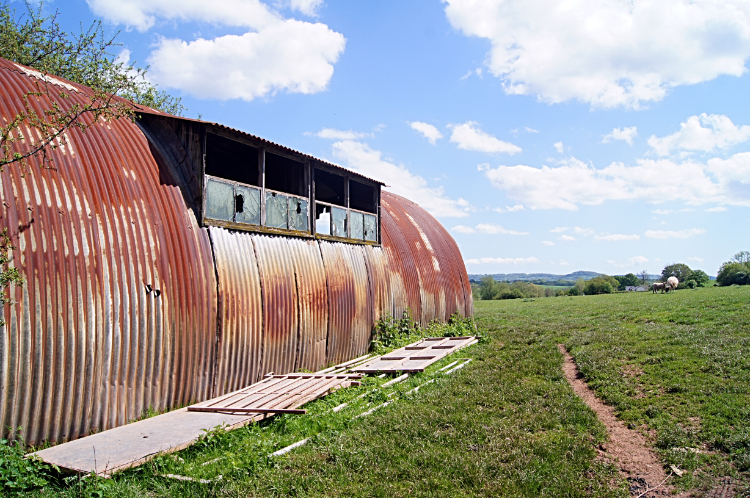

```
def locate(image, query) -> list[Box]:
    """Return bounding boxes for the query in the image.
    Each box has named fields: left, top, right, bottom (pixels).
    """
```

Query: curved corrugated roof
left=0, top=57, right=471, bottom=445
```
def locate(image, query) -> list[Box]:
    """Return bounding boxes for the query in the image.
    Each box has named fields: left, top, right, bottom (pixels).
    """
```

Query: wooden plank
left=353, top=336, right=477, bottom=373
left=187, top=407, right=307, bottom=414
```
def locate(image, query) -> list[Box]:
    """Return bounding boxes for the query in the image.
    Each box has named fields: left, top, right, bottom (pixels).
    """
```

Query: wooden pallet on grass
left=187, top=373, right=362, bottom=415
left=353, top=336, right=478, bottom=373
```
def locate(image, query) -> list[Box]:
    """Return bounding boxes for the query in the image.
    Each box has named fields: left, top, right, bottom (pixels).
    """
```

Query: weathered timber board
left=353, top=337, right=477, bottom=373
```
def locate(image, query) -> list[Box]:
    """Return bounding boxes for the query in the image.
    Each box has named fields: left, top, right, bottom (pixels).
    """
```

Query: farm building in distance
left=0, top=58, right=472, bottom=445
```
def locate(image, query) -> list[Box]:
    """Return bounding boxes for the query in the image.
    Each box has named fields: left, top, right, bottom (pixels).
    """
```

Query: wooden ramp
left=32, top=373, right=361, bottom=476
left=31, top=408, right=261, bottom=476
left=353, top=336, right=478, bottom=373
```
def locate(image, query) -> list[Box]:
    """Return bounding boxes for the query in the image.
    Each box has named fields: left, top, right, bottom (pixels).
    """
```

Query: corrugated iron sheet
left=286, top=238, right=328, bottom=372
left=0, top=57, right=472, bottom=446
left=0, top=59, right=217, bottom=445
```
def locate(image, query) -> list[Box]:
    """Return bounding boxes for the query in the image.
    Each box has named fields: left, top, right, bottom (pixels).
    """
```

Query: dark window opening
left=349, top=180, right=376, bottom=213
left=315, top=169, right=345, bottom=205
left=265, top=152, right=305, bottom=196
left=235, top=194, right=244, bottom=213
left=205, top=133, right=259, bottom=186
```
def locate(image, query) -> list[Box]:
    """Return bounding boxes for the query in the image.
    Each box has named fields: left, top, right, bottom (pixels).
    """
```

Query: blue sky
left=45, top=0, right=750, bottom=276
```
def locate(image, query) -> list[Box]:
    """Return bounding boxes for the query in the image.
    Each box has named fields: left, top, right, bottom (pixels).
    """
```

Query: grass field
left=10, top=286, right=750, bottom=497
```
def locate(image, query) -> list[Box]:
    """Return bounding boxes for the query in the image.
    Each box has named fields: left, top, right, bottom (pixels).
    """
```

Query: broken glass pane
left=289, top=197, right=309, bottom=231
left=266, top=191, right=288, bottom=229
left=331, top=206, right=347, bottom=237
left=206, top=178, right=234, bottom=222
left=364, top=213, right=377, bottom=242
left=350, top=211, right=364, bottom=240
left=235, top=185, right=261, bottom=225
left=316, top=206, right=331, bottom=235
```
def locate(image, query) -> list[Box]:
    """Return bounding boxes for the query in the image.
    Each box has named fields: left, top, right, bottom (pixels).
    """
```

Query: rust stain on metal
left=0, top=58, right=472, bottom=446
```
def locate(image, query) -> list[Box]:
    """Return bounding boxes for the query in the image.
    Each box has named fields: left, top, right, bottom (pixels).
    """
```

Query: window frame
left=201, top=128, right=381, bottom=245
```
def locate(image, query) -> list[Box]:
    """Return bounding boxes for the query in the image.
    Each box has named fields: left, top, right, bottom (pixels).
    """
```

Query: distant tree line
left=716, top=251, right=750, bottom=286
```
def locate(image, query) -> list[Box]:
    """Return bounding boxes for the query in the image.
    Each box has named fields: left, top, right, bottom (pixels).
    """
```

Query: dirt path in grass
left=557, top=344, right=674, bottom=497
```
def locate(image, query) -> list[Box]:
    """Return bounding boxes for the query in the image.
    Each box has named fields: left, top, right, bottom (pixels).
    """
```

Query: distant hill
left=467, top=271, right=661, bottom=283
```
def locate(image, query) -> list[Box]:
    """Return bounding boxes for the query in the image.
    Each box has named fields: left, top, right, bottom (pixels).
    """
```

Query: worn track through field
left=557, top=344, right=673, bottom=497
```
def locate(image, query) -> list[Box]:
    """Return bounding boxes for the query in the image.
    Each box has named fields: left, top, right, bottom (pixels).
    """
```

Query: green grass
left=10, top=286, right=750, bottom=497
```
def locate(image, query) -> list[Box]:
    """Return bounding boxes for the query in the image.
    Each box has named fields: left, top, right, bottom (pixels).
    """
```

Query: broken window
left=205, top=133, right=259, bottom=186
left=266, top=191, right=288, bottom=229
left=289, top=197, right=309, bottom=231
left=315, top=204, right=331, bottom=235
left=331, top=206, right=347, bottom=237
left=205, top=177, right=262, bottom=225
left=363, top=213, right=377, bottom=242
left=350, top=211, right=364, bottom=239
left=349, top=180, right=376, bottom=213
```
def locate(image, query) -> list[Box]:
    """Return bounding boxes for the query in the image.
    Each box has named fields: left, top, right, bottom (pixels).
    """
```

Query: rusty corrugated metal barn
left=0, top=58, right=472, bottom=445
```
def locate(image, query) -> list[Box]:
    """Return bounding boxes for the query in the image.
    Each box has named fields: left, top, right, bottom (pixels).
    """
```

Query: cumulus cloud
left=148, top=20, right=345, bottom=101
left=559, top=234, right=575, bottom=241
left=465, top=257, right=540, bottom=265
left=554, top=141, right=564, bottom=154
left=542, top=240, right=554, bottom=246
left=572, top=227, right=594, bottom=236
left=444, top=0, right=750, bottom=108
left=494, top=204, right=524, bottom=213
left=595, top=233, right=640, bottom=241
left=331, top=140, right=470, bottom=218
left=558, top=260, right=571, bottom=266
left=648, top=114, right=750, bottom=156
left=706, top=206, right=728, bottom=212
left=449, top=122, right=521, bottom=154
left=288, top=0, right=323, bottom=16
left=480, top=154, right=750, bottom=210
left=310, top=128, right=372, bottom=140
left=450, top=224, right=528, bottom=235
left=608, top=255, right=649, bottom=267
left=90, top=0, right=346, bottom=101
left=550, top=227, right=568, bottom=233
left=687, top=256, right=705, bottom=263
left=409, top=122, right=443, bottom=144
left=525, top=127, right=539, bottom=133
left=602, top=126, right=638, bottom=146
left=644, top=228, right=706, bottom=239
left=87, top=0, right=279, bottom=31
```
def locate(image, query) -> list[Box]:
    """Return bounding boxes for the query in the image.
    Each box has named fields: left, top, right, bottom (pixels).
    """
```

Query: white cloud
left=559, top=234, right=575, bottom=241
left=494, top=204, right=525, bottom=213
left=525, top=127, right=539, bottom=133
left=554, top=141, right=564, bottom=154
left=451, top=225, right=476, bottom=234
left=331, top=140, right=470, bottom=218
left=450, top=223, right=529, bottom=235
left=465, top=257, right=540, bottom=265
left=687, top=256, right=705, bottom=263
left=572, top=227, right=594, bottom=236
left=409, top=122, right=443, bottom=144
left=87, top=0, right=279, bottom=31
left=542, top=240, right=554, bottom=246
left=449, top=121, right=521, bottom=154
left=648, top=114, right=750, bottom=156
left=602, top=126, right=638, bottom=146
left=480, top=154, right=748, bottom=210
left=288, top=0, right=323, bottom=16
left=147, top=20, right=345, bottom=101
left=311, top=128, right=371, bottom=140
left=558, top=260, right=571, bottom=266
left=444, top=0, right=750, bottom=109
left=644, top=228, right=706, bottom=239
left=706, top=206, right=728, bottom=212
left=608, top=255, right=649, bottom=268
left=595, top=233, right=640, bottom=241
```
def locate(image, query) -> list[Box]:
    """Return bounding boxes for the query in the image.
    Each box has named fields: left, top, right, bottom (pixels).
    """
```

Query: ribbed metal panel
left=380, top=195, right=425, bottom=323
left=208, top=227, right=263, bottom=395
left=286, top=238, right=328, bottom=372
left=0, top=60, right=217, bottom=445
left=318, top=241, right=371, bottom=364
left=252, top=236, right=299, bottom=378
left=386, top=193, right=469, bottom=319
left=0, top=58, right=472, bottom=446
